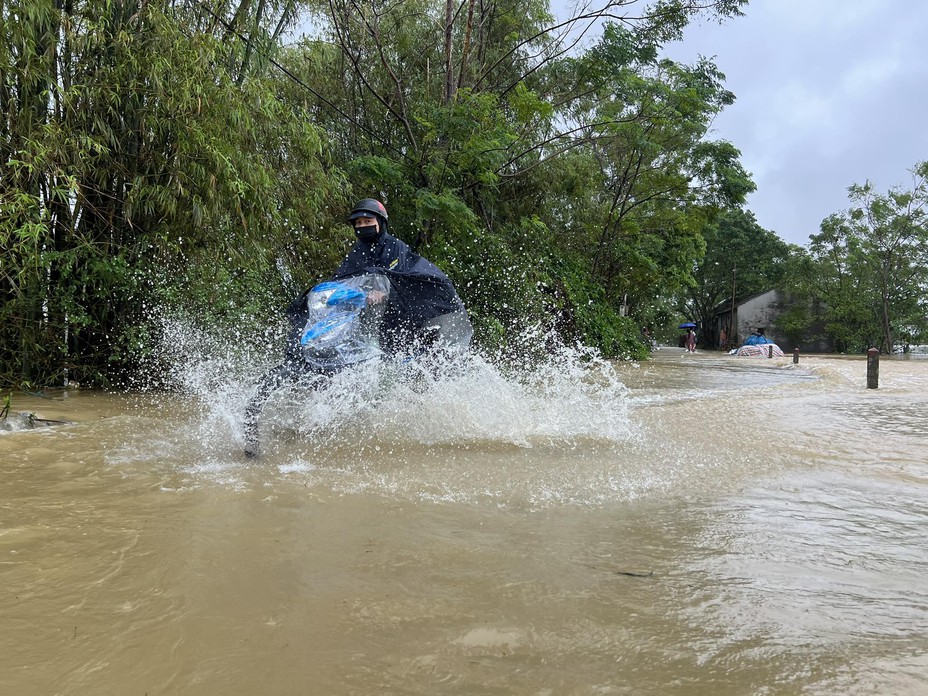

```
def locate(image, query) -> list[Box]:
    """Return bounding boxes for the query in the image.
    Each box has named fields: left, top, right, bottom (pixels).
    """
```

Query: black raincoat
left=332, top=231, right=465, bottom=349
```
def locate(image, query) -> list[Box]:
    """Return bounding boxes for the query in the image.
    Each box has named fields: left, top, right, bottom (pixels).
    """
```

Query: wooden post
left=867, top=348, right=880, bottom=389
left=768, top=344, right=773, bottom=358
left=793, top=347, right=799, bottom=364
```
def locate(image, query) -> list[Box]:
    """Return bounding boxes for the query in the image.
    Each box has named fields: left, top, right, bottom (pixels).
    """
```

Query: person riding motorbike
left=333, top=197, right=472, bottom=354
left=243, top=198, right=472, bottom=457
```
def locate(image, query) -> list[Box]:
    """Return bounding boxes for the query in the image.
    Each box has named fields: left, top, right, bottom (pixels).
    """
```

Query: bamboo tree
left=1, top=0, right=335, bottom=387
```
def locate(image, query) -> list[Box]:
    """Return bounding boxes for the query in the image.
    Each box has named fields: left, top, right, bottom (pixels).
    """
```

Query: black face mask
left=354, top=224, right=380, bottom=243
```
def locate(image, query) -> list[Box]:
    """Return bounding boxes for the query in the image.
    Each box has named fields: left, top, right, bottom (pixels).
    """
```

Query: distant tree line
left=681, top=162, right=928, bottom=355
left=784, top=161, right=928, bottom=354
left=2, top=0, right=755, bottom=387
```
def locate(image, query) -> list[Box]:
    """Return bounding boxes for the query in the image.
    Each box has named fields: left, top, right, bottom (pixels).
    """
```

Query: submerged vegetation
left=2, top=0, right=924, bottom=388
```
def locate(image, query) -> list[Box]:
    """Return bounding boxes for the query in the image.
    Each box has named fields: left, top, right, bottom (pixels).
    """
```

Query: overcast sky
left=660, top=0, right=928, bottom=246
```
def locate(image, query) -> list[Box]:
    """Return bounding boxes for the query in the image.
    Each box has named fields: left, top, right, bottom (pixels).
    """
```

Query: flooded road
left=2, top=349, right=927, bottom=695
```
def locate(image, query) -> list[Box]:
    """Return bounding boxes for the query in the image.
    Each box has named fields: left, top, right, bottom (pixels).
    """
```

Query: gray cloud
left=663, top=0, right=928, bottom=245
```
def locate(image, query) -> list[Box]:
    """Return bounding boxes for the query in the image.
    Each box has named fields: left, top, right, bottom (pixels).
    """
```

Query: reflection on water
left=2, top=349, right=927, bottom=695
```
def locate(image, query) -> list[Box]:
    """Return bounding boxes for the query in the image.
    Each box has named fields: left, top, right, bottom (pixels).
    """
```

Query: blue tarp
left=744, top=333, right=773, bottom=346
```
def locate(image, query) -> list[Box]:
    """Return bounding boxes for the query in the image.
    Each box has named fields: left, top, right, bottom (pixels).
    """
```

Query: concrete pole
left=867, top=348, right=880, bottom=389
left=793, top=348, right=799, bottom=364
left=730, top=267, right=737, bottom=345
left=768, top=344, right=773, bottom=358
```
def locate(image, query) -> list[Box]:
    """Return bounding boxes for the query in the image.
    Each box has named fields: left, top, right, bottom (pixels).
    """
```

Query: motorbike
left=243, top=273, right=439, bottom=457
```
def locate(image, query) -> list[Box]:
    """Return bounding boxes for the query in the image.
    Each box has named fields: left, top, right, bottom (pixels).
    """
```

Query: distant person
left=685, top=328, right=697, bottom=353
left=642, top=327, right=656, bottom=351
left=719, top=327, right=728, bottom=351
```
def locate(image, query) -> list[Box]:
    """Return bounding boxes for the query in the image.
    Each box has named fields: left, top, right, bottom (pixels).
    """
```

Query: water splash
left=144, top=311, right=634, bottom=465
left=105, top=321, right=853, bottom=507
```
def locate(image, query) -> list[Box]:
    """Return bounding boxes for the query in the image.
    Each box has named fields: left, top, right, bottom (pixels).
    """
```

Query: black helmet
left=349, top=198, right=388, bottom=224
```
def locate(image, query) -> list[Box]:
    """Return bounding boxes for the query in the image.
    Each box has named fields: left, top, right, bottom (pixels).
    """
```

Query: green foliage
left=799, top=162, right=928, bottom=353
left=1, top=0, right=336, bottom=387
left=3, top=0, right=756, bottom=387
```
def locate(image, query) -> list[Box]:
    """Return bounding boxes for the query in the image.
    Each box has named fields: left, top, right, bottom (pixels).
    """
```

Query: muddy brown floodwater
left=2, top=349, right=927, bottom=695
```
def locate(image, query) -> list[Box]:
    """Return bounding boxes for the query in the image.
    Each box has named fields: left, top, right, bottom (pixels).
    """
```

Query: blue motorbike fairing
left=312, top=282, right=367, bottom=309
left=300, top=312, right=355, bottom=345
left=298, top=274, right=392, bottom=371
